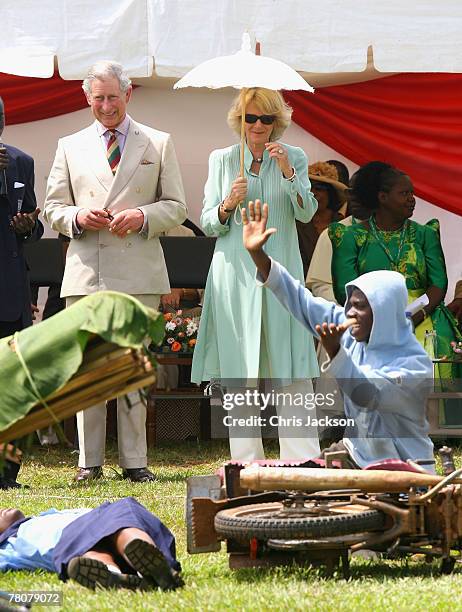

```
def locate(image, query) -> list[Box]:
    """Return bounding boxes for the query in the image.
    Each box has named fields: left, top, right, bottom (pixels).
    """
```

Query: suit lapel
left=82, top=124, right=114, bottom=192
left=4, top=151, right=19, bottom=215
left=106, top=120, right=149, bottom=203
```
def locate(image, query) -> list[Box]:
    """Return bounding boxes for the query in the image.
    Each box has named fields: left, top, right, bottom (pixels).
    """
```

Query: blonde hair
left=227, top=88, right=292, bottom=141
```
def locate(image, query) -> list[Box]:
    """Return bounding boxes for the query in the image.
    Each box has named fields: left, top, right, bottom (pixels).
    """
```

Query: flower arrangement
left=161, top=310, right=199, bottom=353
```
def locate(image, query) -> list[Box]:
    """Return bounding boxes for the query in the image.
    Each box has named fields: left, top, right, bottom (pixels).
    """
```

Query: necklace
left=369, top=215, right=409, bottom=271
left=252, top=156, right=263, bottom=163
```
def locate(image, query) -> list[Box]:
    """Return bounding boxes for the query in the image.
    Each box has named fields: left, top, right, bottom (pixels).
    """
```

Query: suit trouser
left=67, top=294, right=160, bottom=469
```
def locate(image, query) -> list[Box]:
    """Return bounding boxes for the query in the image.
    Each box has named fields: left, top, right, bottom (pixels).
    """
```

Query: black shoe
left=122, top=467, right=156, bottom=483
left=74, top=466, right=103, bottom=483
left=124, top=539, right=183, bottom=590
left=0, top=478, right=23, bottom=490
left=67, top=556, right=144, bottom=590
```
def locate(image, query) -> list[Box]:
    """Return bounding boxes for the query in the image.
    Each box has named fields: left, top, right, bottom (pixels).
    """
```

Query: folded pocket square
left=140, top=159, right=155, bottom=165
left=14, top=182, right=25, bottom=188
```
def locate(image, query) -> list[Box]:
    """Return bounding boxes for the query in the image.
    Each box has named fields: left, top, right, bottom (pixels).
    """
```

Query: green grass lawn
left=1, top=440, right=462, bottom=611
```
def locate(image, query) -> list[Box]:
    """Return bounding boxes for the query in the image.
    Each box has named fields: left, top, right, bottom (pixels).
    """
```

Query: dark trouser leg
left=0, top=318, right=23, bottom=339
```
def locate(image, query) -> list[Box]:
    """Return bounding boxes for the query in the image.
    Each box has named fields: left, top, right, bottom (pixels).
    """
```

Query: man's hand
left=109, top=208, right=144, bottom=237
left=76, top=208, right=111, bottom=231
left=161, top=289, right=182, bottom=311
left=31, top=303, right=40, bottom=321
left=315, top=318, right=357, bottom=360
left=447, top=298, right=462, bottom=322
left=12, top=208, right=40, bottom=235
left=0, top=146, right=8, bottom=172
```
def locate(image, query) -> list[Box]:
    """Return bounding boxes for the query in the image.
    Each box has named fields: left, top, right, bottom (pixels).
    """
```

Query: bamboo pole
left=47, top=351, right=139, bottom=400
left=0, top=370, right=155, bottom=442
left=0, top=344, right=154, bottom=443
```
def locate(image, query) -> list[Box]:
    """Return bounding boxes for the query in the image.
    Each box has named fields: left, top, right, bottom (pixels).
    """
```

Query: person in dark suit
left=0, top=96, right=43, bottom=339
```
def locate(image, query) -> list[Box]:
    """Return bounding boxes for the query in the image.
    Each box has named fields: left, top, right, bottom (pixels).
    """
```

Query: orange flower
left=163, top=312, right=173, bottom=321
left=188, top=339, right=197, bottom=347
left=171, top=341, right=182, bottom=352
left=178, top=332, right=185, bottom=338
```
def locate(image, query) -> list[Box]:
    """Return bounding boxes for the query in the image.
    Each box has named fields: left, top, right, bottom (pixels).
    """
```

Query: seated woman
left=296, top=161, right=347, bottom=278
left=329, top=161, right=462, bottom=425
left=0, top=497, right=182, bottom=591
left=242, top=200, right=435, bottom=471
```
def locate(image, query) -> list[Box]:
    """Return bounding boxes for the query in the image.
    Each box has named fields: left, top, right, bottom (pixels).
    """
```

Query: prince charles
left=44, top=61, right=187, bottom=483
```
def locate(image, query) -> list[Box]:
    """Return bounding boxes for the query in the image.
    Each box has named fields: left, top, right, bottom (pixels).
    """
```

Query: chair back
left=160, top=236, right=215, bottom=288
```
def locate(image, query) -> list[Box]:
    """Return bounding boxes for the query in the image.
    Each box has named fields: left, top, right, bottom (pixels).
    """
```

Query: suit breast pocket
left=136, top=163, right=160, bottom=191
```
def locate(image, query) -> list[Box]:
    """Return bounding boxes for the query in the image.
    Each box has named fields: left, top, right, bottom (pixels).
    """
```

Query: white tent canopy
left=2, top=0, right=462, bottom=79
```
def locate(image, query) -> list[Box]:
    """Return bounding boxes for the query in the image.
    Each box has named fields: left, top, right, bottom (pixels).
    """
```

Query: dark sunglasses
left=244, top=114, right=275, bottom=125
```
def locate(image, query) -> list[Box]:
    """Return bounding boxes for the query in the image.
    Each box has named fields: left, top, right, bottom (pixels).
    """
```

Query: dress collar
left=243, top=142, right=269, bottom=173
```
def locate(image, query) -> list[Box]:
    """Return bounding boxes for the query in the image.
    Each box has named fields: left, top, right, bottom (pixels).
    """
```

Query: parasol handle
left=240, top=88, right=246, bottom=178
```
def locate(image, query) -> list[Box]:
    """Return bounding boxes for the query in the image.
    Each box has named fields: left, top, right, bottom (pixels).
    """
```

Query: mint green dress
left=191, top=143, right=319, bottom=383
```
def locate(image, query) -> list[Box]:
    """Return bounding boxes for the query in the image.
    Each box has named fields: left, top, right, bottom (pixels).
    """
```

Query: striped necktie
left=106, top=130, right=121, bottom=175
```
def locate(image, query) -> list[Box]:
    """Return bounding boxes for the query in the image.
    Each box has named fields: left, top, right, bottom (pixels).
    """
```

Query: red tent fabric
left=285, top=74, right=462, bottom=216
left=1, top=71, right=461, bottom=215
left=0, top=72, right=86, bottom=124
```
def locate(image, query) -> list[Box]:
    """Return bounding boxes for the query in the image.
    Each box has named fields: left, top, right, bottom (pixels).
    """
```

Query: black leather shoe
left=67, top=556, right=145, bottom=590
left=122, top=467, right=156, bottom=483
left=74, top=466, right=103, bottom=483
left=123, top=539, right=183, bottom=590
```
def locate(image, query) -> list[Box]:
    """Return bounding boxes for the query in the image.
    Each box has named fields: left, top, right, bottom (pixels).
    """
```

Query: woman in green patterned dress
left=329, top=161, right=462, bottom=425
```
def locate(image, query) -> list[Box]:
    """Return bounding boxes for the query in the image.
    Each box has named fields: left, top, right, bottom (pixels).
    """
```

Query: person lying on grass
left=242, top=200, right=435, bottom=472
left=0, top=497, right=182, bottom=590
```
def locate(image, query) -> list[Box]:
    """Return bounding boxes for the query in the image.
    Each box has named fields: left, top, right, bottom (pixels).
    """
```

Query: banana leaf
left=0, top=291, right=164, bottom=433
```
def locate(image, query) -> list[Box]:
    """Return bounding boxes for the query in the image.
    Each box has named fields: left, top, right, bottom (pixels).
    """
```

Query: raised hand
left=242, top=200, right=276, bottom=253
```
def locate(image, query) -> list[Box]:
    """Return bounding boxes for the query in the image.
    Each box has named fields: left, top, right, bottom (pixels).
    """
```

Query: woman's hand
left=242, top=200, right=277, bottom=252
left=265, top=143, right=293, bottom=178
left=225, top=177, right=248, bottom=210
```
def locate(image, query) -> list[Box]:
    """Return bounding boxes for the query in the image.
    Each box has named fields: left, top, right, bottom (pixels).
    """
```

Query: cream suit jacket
left=44, top=119, right=187, bottom=297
